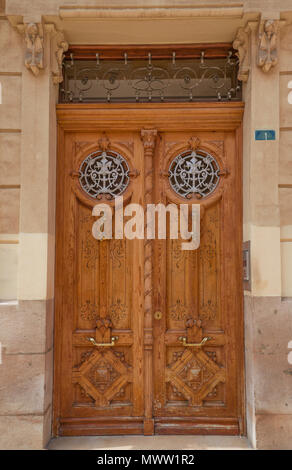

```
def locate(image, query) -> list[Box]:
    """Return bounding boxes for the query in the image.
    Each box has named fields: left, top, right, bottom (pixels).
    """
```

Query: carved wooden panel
left=54, top=129, right=145, bottom=432
left=165, top=347, right=225, bottom=406
left=152, top=131, right=243, bottom=431
left=72, top=348, right=133, bottom=407
left=70, top=137, right=137, bottom=411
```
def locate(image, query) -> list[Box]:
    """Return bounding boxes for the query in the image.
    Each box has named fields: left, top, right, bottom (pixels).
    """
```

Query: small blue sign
left=255, top=130, right=276, bottom=141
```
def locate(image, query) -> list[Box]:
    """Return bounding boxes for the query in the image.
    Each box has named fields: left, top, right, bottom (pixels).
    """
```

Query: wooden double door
left=53, top=104, right=244, bottom=436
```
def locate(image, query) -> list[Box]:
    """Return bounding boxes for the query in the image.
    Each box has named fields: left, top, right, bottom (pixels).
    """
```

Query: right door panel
left=152, top=130, right=243, bottom=435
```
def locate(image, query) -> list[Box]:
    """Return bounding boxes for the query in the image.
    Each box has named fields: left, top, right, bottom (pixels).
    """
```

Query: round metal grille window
left=79, top=150, right=130, bottom=199
left=168, top=149, right=220, bottom=199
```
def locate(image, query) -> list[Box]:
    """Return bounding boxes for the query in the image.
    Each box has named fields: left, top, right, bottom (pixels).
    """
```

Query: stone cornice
left=58, top=5, right=244, bottom=19
left=4, top=0, right=292, bottom=20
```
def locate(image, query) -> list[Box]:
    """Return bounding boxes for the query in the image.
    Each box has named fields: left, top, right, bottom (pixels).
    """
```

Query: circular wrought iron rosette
left=168, top=149, right=220, bottom=198
left=79, top=150, right=130, bottom=199
left=174, top=67, right=200, bottom=91
left=76, top=67, right=97, bottom=92
left=102, top=68, right=126, bottom=100
left=201, top=66, right=226, bottom=90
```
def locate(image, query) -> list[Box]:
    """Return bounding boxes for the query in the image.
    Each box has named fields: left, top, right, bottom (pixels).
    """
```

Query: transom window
left=60, top=45, right=241, bottom=103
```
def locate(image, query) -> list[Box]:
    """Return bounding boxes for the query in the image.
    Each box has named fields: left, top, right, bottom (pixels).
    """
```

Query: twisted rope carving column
left=141, top=128, right=158, bottom=435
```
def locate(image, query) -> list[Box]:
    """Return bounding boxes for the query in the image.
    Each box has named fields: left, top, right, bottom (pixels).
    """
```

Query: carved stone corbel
left=52, top=31, right=69, bottom=85
left=17, top=22, right=44, bottom=76
left=233, top=25, right=250, bottom=82
left=16, top=21, right=68, bottom=82
left=257, top=19, right=279, bottom=73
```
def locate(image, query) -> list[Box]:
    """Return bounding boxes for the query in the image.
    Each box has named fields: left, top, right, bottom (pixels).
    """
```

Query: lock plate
left=154, top=311, right=162, bottom=320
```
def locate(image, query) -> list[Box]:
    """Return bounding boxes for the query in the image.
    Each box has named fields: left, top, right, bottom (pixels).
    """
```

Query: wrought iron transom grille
left=168, top=149, right=220, bottom=199
left=60, top=46, right=241, bottom=103
left=79, top=150, right=130, bottom=199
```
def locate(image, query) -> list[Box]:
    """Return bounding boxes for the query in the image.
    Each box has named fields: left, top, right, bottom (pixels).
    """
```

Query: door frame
left=53, top=102, right=245, bottom=436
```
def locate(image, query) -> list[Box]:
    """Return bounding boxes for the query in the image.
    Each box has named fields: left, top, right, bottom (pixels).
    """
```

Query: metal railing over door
left=60, top=44, right=242, bottom=103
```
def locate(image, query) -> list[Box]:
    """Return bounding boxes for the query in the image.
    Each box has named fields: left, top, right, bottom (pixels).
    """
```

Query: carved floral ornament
left=16, top=21, right=68, bottom=82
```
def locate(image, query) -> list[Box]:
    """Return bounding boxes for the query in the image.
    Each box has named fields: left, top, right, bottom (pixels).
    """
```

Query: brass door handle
left=178, top=336, right=211, bottom=347
left=87, top=336, right=118, bottom=347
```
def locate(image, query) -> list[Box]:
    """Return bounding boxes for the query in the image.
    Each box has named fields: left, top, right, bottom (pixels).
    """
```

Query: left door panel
left=54, top=130, right=145, bottom=435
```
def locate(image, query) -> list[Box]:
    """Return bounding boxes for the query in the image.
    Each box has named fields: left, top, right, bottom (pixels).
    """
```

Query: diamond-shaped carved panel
left=87, top=358, right=120, bottom=394
left=72, top=349, right=132, bottom=407
left=166, top=348, right=225, bottom=406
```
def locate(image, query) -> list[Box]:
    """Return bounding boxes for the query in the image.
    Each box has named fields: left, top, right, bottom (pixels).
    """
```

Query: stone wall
left=280, top=22, right=292, bottom=296
left=242, top=17, right=292, bottom=450
left=0, top=18, right=21, bottom=300
left=0, top=15, right=57, bottom=449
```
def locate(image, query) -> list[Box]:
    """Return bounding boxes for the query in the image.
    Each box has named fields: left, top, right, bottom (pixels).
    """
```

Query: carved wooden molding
left=188, top=136, right=200, bottom=151
left=233, top=25, right=250, bottom=82
left=141, top=129, right=158, bottom=154
left=257, top=19, right=279, bottom=73
left=97, top=133, right=110, bottom=152
left=141, top=128, right=158, bottom=344
left=141, top=128, right=158, bottom=433
left=57, top=103, right=244, bottom=132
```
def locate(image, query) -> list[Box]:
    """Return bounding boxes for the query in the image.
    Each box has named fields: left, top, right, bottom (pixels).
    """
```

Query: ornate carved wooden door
left=54, top=104, right=244, bottom=436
